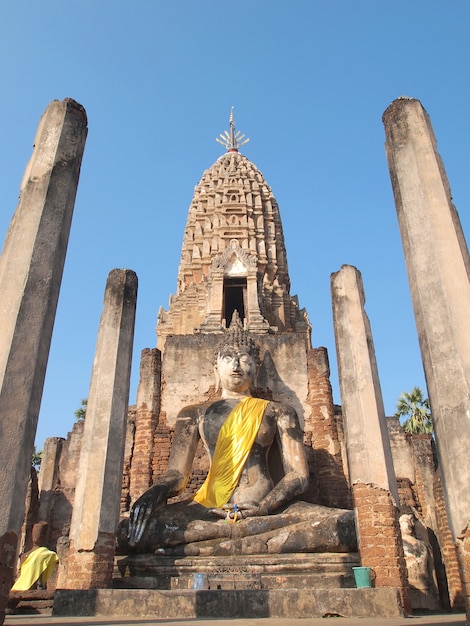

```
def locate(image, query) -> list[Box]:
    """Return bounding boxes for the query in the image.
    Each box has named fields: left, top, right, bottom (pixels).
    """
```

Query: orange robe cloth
left=193, top=396, right=269, bottom=508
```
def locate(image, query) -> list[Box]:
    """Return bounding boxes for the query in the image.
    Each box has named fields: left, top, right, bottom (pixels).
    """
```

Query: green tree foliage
left=75, top=397, right=87, bottom=421
left=32, top=446, right=42, bottom=470
left=394, top=386, right=433, bottom=434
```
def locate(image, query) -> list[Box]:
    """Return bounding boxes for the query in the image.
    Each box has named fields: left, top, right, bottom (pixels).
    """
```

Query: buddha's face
left=217, top=345, right=256, bottom=395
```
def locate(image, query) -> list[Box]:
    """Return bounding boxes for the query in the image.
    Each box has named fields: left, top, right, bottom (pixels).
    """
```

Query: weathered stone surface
left=160, top=332, right=309, bottom=430
left=0, top=98, right=87, bottom=624
left=331, top=265, right=398, bottom=498
left=0, top=98, right=87, bottom=539
left=383, top=97, right=470, bottom=619
left=118, top=501, right=356, bottom=556
left=53, top=586, right=404, bottom=619
left=37, top=437, right=64, bottom=526
left=331, top=264, right=410, bottom=613
left=383, top=97, right=470, bottom=540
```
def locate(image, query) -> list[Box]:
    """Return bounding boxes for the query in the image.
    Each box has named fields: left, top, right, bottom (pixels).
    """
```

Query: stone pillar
left=0, top=99, right=87, bottom=621
left=129, top=348, right=161, bottom=506
left=246, top=268, right=269, bottom=331
left=58, top=269, right=137, bottom=589
left=201, top=270, right=224, bottom=330
left=38, top=437, right=64, bottom=524
left=331, top=264, right=410, bottom=614
left=383, top=97, right=470, bottom=618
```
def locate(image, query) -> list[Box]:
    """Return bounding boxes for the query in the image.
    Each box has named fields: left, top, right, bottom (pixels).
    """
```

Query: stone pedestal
left=114, top=552, right=360, bottom=591
left=53, top=586, right=404, bottom=620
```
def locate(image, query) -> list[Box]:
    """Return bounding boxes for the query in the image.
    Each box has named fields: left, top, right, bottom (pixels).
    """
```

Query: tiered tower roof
left=157, top=113, right=309, bottom=349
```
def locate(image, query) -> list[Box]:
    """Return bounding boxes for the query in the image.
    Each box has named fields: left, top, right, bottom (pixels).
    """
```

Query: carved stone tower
left=157, top=110, right=309, bottom=349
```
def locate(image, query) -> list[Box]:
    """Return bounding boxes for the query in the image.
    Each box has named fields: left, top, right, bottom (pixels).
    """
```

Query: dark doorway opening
left=223, top=277, right=247, bottom=326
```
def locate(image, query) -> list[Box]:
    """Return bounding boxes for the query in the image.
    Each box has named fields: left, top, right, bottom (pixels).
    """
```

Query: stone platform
left=64, top=552, right=407, bottom=620
left=114, top=552, right=360, bottom=590
left=53, top=587, right=404, bottom=619
left=49, top=552, right=407, bottom=620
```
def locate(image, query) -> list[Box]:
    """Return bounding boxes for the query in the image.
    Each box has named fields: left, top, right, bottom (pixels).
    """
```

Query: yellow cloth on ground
left=193, top=396, right=269, bottom=508
left=11, top=546, right=58, bottom=591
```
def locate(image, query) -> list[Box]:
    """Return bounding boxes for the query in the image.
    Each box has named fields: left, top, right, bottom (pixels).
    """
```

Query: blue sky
left=1, top=2, right=469, bottom=450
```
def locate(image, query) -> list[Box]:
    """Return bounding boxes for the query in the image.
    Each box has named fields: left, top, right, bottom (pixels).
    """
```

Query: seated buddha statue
left=119, top=324, right=356, bottom=556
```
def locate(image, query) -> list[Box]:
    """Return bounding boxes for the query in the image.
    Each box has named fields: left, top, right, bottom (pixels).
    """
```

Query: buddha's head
left=215, top=324, right=259, bottom=396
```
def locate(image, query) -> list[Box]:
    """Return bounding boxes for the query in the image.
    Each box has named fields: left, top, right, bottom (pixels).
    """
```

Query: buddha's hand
left=237, top=501, right=269, bottom=518
left=128, top=485, right=168, bottom=546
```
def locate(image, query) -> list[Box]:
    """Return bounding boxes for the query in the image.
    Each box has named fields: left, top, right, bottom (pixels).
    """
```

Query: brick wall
left=57, top=532, right=115, bottom=589
left=127, top=349, right=161, bottom=508
left=353, top=482, right=411, bottom=614
left=433, top=472, right=465, bottom=610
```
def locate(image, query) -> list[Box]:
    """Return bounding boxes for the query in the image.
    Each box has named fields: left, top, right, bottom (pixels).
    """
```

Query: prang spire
left=216, top=107, right=250, bottom=152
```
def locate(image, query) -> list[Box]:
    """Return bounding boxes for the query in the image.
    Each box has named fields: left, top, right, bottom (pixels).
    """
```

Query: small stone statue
left=119, top=326, right=356, bottom=556
left=399, top=513, right=440, bottom=610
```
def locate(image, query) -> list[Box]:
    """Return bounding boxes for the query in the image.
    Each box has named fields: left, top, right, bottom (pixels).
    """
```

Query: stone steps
left=7, top=590, right=54, bottom=615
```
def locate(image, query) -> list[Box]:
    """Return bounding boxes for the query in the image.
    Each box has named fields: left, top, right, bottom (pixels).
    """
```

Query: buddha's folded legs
left=118, top=501, right=357, bottom=556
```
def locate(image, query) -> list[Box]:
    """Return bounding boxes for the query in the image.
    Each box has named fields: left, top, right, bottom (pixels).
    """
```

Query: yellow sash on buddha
left=193, top=396, right=269, bottom=509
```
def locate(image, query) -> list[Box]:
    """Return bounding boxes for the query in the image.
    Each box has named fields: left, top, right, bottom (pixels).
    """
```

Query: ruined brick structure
left=28, top=112, right=461, bottom=614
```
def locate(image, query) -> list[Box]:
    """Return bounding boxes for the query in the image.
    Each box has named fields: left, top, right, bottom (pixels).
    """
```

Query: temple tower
left=157, top=109, right=309, bottom=346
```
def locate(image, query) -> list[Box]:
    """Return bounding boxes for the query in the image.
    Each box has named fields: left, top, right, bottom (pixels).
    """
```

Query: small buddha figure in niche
left=120, top=324, right=356, bottom=556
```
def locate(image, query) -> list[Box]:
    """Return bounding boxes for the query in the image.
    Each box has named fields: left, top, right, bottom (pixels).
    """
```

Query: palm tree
left=75, top=397, right=87, bottom=421
left=394, top=386, right=432, bottom=434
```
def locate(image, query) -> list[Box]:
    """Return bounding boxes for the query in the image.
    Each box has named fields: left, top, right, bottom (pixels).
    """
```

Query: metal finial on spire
left=216, top=107, right=250, bottom=152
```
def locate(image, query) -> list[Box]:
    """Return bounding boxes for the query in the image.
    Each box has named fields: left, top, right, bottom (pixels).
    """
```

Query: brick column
left=460, top=524, right=470, bottom=621
left=129, top=348, right=161, bottom=507
left=383, top=97, right=470, bottom=619
left=306, top=347, right=351, bottom=509
left=331, top=264, right=410, bottom=614
left=58, top=269, right=137, bottom=589
left=0, top=99, right=87, bottom=622
left=433, top=473, right=465, bottom=610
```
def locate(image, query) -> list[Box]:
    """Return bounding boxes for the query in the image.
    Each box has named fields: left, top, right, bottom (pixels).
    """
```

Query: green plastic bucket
left=353, top=566, right=372, bottom=588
